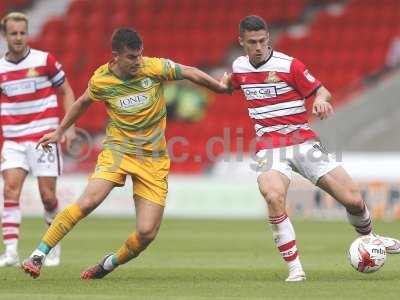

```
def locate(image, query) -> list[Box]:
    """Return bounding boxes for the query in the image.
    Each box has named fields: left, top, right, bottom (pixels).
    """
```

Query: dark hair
left=111, top=28, right=143, bottom=52
left=239, top=15, right=268, bottom=36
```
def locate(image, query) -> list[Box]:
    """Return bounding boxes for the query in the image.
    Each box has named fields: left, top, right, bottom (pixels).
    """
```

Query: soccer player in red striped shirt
left=224, top=15, right=400, bottom=281
left=0, top=12, right=76, bottom=267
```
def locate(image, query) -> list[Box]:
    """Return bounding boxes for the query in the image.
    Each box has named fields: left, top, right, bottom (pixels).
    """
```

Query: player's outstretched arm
left=180, top=65, right=231, bottom=94
left=58, top=78, right=77, bottom=146
left=220, top=72, right=233, bottom=93
left=37, top=89, right=93, bottom=152
left=312, top=85, right=334, bottom=120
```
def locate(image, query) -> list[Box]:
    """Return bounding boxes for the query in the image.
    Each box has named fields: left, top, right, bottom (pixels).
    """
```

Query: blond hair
left=1, top=12, right=28, bottom=33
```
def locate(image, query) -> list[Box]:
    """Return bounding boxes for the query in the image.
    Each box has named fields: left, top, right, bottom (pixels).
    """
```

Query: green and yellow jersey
left=88, top=57, right=182, bottom=157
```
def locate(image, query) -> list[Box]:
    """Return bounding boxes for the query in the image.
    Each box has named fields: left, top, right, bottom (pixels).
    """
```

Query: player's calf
left=259, top=190, right=286, bottom=216
left=257, top=171, right=288, bottom=216
left=346, top=202, right=372, bottom=235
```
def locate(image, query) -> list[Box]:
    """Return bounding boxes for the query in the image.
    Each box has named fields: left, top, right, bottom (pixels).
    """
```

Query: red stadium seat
left=67, top=0, right=88, bottom=13
left=31, top=0, right=399, bottom=173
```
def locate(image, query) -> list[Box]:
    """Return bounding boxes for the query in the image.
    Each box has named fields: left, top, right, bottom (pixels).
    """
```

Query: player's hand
left=219, top=72, right=233, bottom=94
left=36, top=130, right=63, bottom=152
left=61, top=127, right=78, bottom=151
left=312, top=99, right=334, bottom=120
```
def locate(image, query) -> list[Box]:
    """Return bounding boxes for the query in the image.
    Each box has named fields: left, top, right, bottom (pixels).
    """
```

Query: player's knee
left=137, top=225, right=159, bottom=245
left=77, top=193, right=102, bottom=215
left=344, top=187, right=364, bottom=214
left=3, top=182, right=21, bottom=200
left=78, top=201, right=95, bottom=215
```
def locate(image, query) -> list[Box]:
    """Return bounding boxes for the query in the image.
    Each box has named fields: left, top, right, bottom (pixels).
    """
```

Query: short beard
left=10, top=45, right=27, bottom=55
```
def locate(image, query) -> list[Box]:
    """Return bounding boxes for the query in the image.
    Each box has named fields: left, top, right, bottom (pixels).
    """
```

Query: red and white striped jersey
left=231, top=51, right=321, bottom=151
left=0, top=48, right=65, bottom=142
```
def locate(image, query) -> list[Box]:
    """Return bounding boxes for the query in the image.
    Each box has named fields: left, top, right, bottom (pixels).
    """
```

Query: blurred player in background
left=21, top=27, right=230, bottom=279
left=0, top=12, right=76, bottom=267
left=225, top=15, right=400, bottom=282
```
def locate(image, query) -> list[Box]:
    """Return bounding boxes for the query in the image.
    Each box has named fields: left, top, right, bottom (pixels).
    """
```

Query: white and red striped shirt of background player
left=231, top=51, right=322, bottom=151
left=0, top=48, right=65, bottom=142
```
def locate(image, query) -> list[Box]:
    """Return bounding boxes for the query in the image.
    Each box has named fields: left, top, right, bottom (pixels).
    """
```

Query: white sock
left=103, top=255, right=117, bottom=271
left=347, top=204, right=372, bottom=235
left=44, top=201, right=59, bottom=226
left=269, top=213, right=303, bottom=272
left=2, top=200, right=21, bottom=254
left=31, top=249, right=47, bottom=259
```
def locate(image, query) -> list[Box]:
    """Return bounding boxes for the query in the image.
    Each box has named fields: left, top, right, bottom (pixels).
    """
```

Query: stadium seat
left=29, top=0, right=400, bottom=173
left=276, top=0, right=400, bottom=103
left=0, top=0, right=32, bottom=11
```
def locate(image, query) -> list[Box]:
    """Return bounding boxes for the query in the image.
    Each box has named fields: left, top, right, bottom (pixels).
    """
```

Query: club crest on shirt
left=265, top=71, right=280, bottom=83
left=141, top=78, right=152, bottom=88
left=26, top=67, right=39, bottom=78
left=257, top=158, right=271, bottom=172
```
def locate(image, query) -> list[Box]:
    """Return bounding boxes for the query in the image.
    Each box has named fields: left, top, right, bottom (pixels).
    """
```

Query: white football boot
left=44, top=243, right=61, bottom=267
left=371, top=234, right=400, bottom=254
left=285, top=268, right=306, bottom=282
left=0, top=251, right=20, bottom=267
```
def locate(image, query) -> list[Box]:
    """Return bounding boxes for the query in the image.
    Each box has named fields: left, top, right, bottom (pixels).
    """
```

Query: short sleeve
left=46, top=53, right=65, bottom=87
left=230, top=73, right=241, bottom=90
left=147, top=58, right=182, bottom=81
left=290, top=58, right=321, bottom=98
left=87, top=76, right=103, bottom=101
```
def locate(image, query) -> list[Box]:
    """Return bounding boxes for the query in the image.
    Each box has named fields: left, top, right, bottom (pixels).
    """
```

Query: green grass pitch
left=1, top=218, right=399, bottom=299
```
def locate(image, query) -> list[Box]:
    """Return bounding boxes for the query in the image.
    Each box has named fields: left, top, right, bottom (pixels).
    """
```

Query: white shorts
left=0, top=140, right=62, bottom=177
left=256, top=140, right=340, bottom=184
